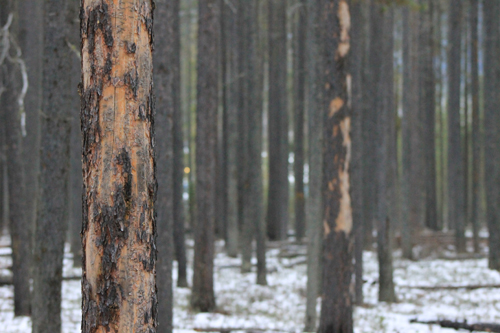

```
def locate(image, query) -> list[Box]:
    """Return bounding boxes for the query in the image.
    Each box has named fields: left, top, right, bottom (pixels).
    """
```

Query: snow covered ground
left=1, top=235, right=500, bottom=332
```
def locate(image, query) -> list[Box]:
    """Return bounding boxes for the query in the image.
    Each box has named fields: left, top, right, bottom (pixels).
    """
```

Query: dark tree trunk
left=267, top=0, right=289, bottom=241
left=349, top=0, right=366, bottom=307
left=18, top=0, right=42, bottom=238
left=447, top=0, right=465, bottom=253
left=221, top=0, right=239, bottom=258
left=293, top=0, right=306, bottom=242
left=470, top=0, right=480, bottom=253
left=32, top=0, right=73, bottom=330
left=191, top=0, right=219, bottom=312
left=483, top=0, right=500, bottom=270
left=0, top=1, right=31, bottom=317
left=375, top=3, right=396, bottom=304
left=154, top=0, right=179, bottom=330
left=318, top=0, right=354, bottom=332
left=0, top=118, right=4, bottom=233
left=80, top=1, right=158, bottom=332
left=304, top=0, right=322, bottom=329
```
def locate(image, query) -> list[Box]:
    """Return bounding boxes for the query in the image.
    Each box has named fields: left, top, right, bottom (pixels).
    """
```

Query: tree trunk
left=483, top=0, right=500, bottom=270
left=79, top=1, right=158, bottom=332
left=191, top=0, right=219, bottom=312
left=0, top=1, right=31, bottom=317
left=470, top=0, right=480, bottom=253
left=293, top=0, right=306, bottom=242
left=447, top=0, right=465, bottom=253
left=154, top=0, right=179, bottom=330
left=267, top=0, right=289, bottom=241
left=318, top=0, right=354, bottom=332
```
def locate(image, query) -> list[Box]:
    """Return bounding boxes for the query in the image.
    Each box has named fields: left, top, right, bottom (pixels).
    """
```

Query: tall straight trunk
left=483, top=0, right=500, bottom=270
left=421, top=0, right=437, bottom=231
left=80, top=1, right=158, bottom=331
left=18, top=0, right=42, bottom=237
left=304, top=0, right=322, bottom=329
left=293, top=0, right=306, bottom=242
left=349, top=0, right=366, bottom=307
left=447, top=0, right=465, bottom=253
left=470, top=0, right=480, bottom=253
left=154, top=0, right=179, bottom=330
left=0, top=1, right=31, bottom=317
left=191, top=0, right=219, bottom=312
left=267, top=0, right=289, bottom=241
left=222, top=0, right=239, bottom=258
left=32, top=0, right=72, bottom=330
left=376, top=4, right=396, bottom=304
left=318, top=0, right=353, bottom=332
left=0, top=118, right=4, bottom=232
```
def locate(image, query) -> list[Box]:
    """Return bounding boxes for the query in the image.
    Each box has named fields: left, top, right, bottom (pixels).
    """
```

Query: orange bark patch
left=329, top=97, right=344, bottom=118
left=335, top=117, right=352, bottom=234
left=337, top=0, right=351, bottom=58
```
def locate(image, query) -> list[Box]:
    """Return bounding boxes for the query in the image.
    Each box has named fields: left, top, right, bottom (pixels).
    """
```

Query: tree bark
left=318, top=0, right=354, bottom=332
left=447, top=0, right=465, bottom=253
left=191, top=0, right=219, bottom=312
left=79, top=1, right=158, bottom=332
left=267, top=0, right=289, bottom=241
left=0, top=1, right=31, bottom=317
left=483, top=0, right=500, bottom=271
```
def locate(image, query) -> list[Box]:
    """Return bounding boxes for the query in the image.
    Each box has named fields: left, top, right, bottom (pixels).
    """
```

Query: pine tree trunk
left=318, top=0, right=354, bottom=332
left=483, top=0, right=500, bottom=271
left=79, top=1, right=158, bottom=331
left=267, top=0, right=289, bottom=241
left=191, top=0, right=219, bottom=312
left=0, top=1, right=31, bottom=317
left=447, top=0, right=465, bottom=253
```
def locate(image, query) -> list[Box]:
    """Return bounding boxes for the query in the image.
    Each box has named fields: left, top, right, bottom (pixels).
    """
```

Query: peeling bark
left=80, top=1, right=157, bottom=331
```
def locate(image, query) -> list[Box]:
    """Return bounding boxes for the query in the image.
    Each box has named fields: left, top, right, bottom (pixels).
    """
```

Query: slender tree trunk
left=0, top=117, right=4, bottom=233
left=0, top=1, right=31, bottom=317
left=191, top=0, right=219, bottom=312
left=447, top=0, right=465, bottom=253
left=293, top=0, right=306, bottom=242
left=222, top=0, right=239, bottom=258
left=470, top=0, right=480, bottom=253
left=267, top=0, right=289, bottom=241
left=318, top=0, right=354, bottom=332
left=80, top=1, right=158, bottom=331
left=483, top=0, right=500, bottom=271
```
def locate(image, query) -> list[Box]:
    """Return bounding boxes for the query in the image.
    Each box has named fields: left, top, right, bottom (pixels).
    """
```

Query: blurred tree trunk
left=154, top=0, right=179, bottom=331
left=483, top=0, right=500, bottom=271
left=304, top=0, right=322, bottom=329
left=191, top=0, right=219, bottom=312
left=375, top=3, right=396, bottom=304
left=79, top=1, right=158, bottom=332
left=447, top=0, right=465, bottom=253
left=0, top=1, right=31, bottom=317
left=0, top=117, right=4, bottom=232
left=293, top=0, right=306, bottom=242
left=318, top=0, right=354, bottom=332
left=267, top=0, right=289, bottom=241
left=469, top=0, right=480, bottom=253
left=32, top=0, right=72, bottom=330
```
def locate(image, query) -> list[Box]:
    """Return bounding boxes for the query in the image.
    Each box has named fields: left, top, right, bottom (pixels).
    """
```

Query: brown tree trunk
left=318, top=0, right=354, bottom=332
left=191, top=0, right=219, bottom=312
left=80, top=1, right=158, bottom=332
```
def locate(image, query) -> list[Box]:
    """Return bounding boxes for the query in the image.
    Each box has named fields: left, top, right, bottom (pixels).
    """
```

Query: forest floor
left=1, top=233, right=500, bottom=332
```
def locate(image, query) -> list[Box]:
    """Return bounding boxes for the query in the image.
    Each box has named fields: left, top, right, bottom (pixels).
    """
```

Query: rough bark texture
left=304, top=0, right=323, bottom=329
left=375, top=3, right=396, bottom=304
left=32, top=0, right=72, bottom=330
left=318, top=0, right=354, bottom=332
left=79, top=1, right=158, bottom=332
left=470, top=0, right=480, bottom=253
left=267, top=0, right=289, bottom=241
left=447, top=0, right=465, bottom=253
left=293, top=0, right=306, bottom=242
left=0, top=1, right=31, bottom=317
left=191, top=0, right=218, bottom=312
left=221, top=0, right=239, bottom=258
left=483, top=0, right=500, bottom=271
left=154, top=0, right=179, bottom=330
